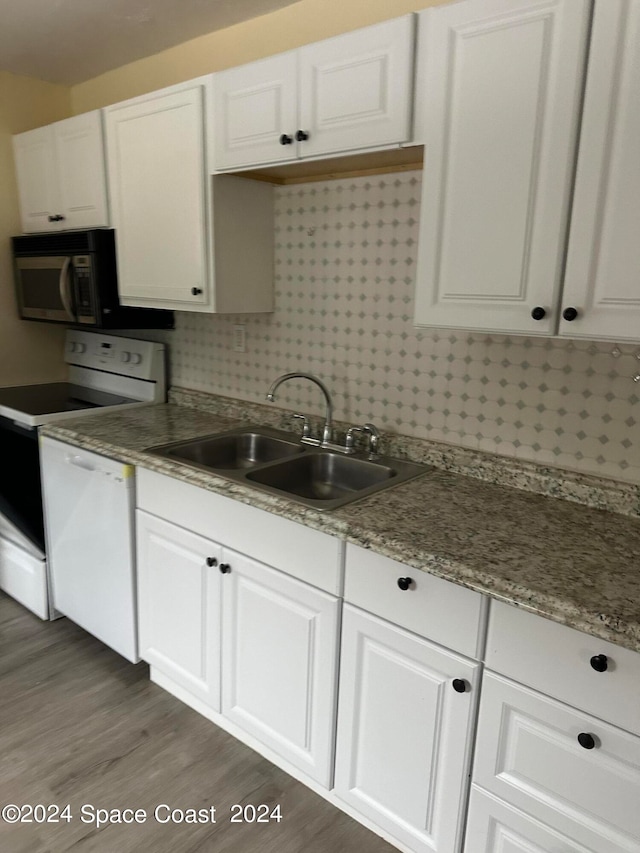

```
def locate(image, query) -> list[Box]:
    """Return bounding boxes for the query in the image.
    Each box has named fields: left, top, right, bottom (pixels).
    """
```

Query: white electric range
left=0, top=330, right=166, bottom=623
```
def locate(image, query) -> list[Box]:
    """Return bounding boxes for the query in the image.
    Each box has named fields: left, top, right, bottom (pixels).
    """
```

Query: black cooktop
left=0, top=382, right=135, bottom=416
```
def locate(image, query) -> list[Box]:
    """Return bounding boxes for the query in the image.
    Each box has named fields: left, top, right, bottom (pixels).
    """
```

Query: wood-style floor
left=0, top=592, right=394, bottom=853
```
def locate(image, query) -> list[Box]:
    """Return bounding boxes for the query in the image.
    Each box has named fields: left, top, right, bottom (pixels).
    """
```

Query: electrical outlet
left=233, top=324, right=246, bottom=353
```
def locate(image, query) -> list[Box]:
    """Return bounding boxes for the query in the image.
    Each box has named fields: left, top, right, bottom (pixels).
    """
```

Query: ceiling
left=0, top=0, right=301, bottom=86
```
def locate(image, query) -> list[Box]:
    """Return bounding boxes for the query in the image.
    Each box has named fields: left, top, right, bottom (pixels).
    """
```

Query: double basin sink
left=148, top=426, right=427, bottom=510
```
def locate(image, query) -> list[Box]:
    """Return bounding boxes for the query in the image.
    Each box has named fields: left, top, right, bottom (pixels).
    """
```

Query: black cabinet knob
left=58, top=214, right=66, bottom=221
left=397, top=577, right=412, bottom=591
left=191, top=287, right=202, bottom=296
left=296, top=129, right=309, bottom=141
left=578, top=732, right=596, bottom=750
left=590, top=654, right=608, bottom=672
left=206, top=556, right=218, bottom=567
left=279, top=133, right=293, bottom=145
left=452, top=679, right=468, bottom=693
left=562, top=306, right=578, bottom=321
left=531, top=306, right=546, bottom=320
left=48, top=215, right=57, bottom=222
left=219, top=563, right=231, bottom=574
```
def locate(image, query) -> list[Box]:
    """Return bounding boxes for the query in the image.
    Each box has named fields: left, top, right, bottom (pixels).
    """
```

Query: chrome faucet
left=266, top=372, right=334, bottom=446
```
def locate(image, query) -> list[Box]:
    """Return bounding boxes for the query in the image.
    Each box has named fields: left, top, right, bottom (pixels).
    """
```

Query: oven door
left=15, top=256, right=77, bottom=323
left=0, top=418, right=45, bottom=559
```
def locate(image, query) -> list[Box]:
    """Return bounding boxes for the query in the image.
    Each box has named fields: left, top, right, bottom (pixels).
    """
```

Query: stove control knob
left=121, top=351, right=131, bottom=363
left=76, top=343, right=86, bottom=354
left=131, top=353, right=142, bottom=365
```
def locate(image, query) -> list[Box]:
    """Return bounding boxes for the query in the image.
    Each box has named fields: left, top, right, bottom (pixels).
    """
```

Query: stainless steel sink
left=147, top=426, right=428, bottom=510
left=246, top=452, right=396, bottom=507
left=150, top=427, right=305, bottom=470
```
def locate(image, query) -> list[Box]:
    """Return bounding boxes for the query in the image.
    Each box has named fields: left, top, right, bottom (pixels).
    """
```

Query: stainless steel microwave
left=12, top=229, right=174, bottom=330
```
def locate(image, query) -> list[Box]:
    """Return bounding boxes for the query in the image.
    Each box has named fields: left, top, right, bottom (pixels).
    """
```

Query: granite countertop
left=41, top=402, right=640, bottom=655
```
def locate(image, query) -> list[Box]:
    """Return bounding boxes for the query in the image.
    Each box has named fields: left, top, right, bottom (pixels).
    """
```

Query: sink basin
left=246, top=452, right=394, bottom=502
left=151, top=428, right=305, bottom=470
left=148, top=426, right=428, bottom=510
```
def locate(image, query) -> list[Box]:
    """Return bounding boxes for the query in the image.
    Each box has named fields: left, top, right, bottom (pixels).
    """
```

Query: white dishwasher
left=40, top=436, right=139, bottom=662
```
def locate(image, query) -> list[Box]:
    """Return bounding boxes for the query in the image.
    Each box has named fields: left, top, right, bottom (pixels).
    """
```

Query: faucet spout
left=266, top=372, right=333, bottom=445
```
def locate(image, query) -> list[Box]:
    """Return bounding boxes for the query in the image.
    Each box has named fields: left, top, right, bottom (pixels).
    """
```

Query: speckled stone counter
left=41, top=401, right=640, bottom=655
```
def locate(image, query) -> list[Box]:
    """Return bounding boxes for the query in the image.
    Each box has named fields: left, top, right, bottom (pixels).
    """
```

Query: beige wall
left=0, top=72, right=71, bottom=387
left=71, top=0, right=444, bottom=112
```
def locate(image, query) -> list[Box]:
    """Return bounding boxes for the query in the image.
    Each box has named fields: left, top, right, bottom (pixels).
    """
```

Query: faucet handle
left=362, top=423, right=380, bottom=455
left=291, top=413, right=311, bottom=439
left=346, top=423, right=380, bottom=456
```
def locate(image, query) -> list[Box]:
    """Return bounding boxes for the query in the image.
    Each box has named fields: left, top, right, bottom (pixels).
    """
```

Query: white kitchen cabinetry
left=104, top=79, right=273, bottom=313
left=136, top=468, right=342, bottom=787
left=413, top=0, right=592, bottom=336
left=466, top=601, right=640, bottom=853
left=221, top=547, right=340, bottom=787
left=335, top=606, right=480, bottom=853
left=13, top=111, right=109, bottom=233
left=334, top=544, right=486, bottom=853
left=137, top=510, right=222, bottom=709
left=213, top=16, right=414, bottom=170
left=560, top=0, right=640, bottom=340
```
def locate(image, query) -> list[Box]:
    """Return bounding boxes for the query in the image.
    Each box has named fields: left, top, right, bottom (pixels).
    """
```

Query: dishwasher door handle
left=64, top=453, right=97, bottom=472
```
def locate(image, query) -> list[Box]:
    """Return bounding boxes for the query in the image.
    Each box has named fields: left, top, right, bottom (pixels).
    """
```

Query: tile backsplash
left=144, top=170, right=640, bottom=485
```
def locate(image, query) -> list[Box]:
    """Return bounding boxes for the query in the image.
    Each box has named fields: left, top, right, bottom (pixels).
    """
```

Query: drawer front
left=473, top=673, right=640, bottom=852
left=486, top=600, right=640, bottom=735
left=344, top=543, right=487, bottom=658
left=465, top=786, right=629, bottom=853
left=137, top=468, right=343, bottom=595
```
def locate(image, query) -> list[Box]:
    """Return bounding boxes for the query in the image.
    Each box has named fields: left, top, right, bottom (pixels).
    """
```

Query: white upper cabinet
left=104, top=78, right=274, bottom=313
left=414, top=0, right=591, bottom=336
left=560, top=0, right=640, bottom=341
left=13, top=111, right=109, bottom=233
left=105, top=83, right=209, bottom=309
left=213, top=16, right=415, bottom=171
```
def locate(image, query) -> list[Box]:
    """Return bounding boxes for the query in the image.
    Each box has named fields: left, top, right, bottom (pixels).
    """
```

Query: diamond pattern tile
left=142, top=171, right=640, bottom=485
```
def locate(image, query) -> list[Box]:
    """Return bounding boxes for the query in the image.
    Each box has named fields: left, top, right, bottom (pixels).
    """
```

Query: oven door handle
left=59, top=257, right=76, bottom=322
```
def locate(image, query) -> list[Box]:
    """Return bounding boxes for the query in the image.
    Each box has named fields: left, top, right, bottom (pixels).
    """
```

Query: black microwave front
left=12, top=229, right=174, bottom=330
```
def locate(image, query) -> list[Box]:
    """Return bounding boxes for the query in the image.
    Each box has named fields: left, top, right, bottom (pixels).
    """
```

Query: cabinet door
left=54, top=111, right=109, bottom=230
left=464, top=787, right=599, bottom=853
left=136, top=511, right=222, bottom=709
left=12, top=125, right=61, bottom=233
left=561, top=0, right=640, bottom=340
left=298, top=16, right=414, bottom=159
left=413, top=0, right=591, bottom=334
left=213, top=52, right=298, bottom=170
left=105, top=84, right=209, bottom=309
left=221, top=548, right=340, bottom=787
left=473, top=673, right=640, bottom=853
left=334, top=605, right=480, bottom=853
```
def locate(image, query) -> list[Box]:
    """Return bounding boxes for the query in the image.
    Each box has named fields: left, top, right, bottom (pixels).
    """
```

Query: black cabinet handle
left=219, top=563, right=231, bottom=574
left=48, top=215, right=57, bottom=222
left=279, top=133, right=293, bottom=145
left=191, top=287, right=202, bottom=296
left=206, top=556, right=218, bottom=567
left=578, top=732, right=596, bottom=750
left=590, top=654, right=608, bottom=672
left=531, top=306, right=546, bottom=320
left=48, top=214, right=65, bottom=222
left=452, top=679, right=468, bottom=693
left=563, top=307, right=578, bottom=321
left=397, top=577, right=412, bottom=591
left=295, top=130, right=309, bottom=141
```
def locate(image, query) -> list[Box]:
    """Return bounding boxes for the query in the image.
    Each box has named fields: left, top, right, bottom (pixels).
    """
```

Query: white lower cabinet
left=137, top=510, right=222, bottom=709
left=471, top=672, right=640, bottom=853
left=135, top=474, right=341, bottom=789
left=334, top=605, right=481, bottom=853
left=221, top=548, right=340, bottom=787
left=464, top=787, right=598, bottom=853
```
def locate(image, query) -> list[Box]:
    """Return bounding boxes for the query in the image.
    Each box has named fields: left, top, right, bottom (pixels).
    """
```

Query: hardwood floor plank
left=0, top=593, right=395, bottom=853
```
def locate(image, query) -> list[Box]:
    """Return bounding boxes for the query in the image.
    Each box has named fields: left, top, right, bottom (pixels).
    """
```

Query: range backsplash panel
left=144, top=171, right=640, bottom=485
